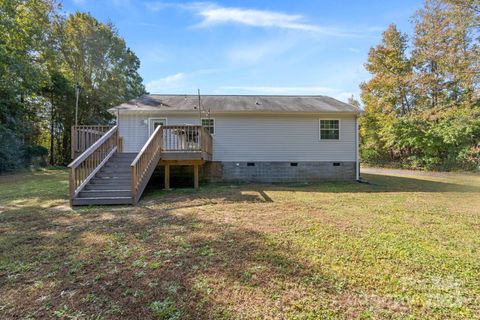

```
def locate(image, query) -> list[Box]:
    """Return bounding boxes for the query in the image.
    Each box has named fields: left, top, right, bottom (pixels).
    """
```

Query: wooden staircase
left=68, top=124, right=212, bottom=206
left=72, top=153, right=136, bottom=205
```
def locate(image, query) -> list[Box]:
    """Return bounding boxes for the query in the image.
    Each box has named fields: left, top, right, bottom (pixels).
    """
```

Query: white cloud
left=144, top=2, right=357, bottom=36
left=189, top=3, right=353, bottom=36
left=146, top=73, right=185, bottom=93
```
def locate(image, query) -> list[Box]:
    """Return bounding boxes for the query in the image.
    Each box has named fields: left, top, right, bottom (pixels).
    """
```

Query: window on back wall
left=319, top=119, right=340, bottom=140
left=201, top=118, right=215, bottom=134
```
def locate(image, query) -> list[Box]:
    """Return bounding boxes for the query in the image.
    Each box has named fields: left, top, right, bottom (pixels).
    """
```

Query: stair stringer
left=132, top=152, right=163, bottom=205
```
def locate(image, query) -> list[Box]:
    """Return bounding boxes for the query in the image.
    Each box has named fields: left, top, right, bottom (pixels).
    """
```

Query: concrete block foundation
left=203, top=161, right=356, bottom=183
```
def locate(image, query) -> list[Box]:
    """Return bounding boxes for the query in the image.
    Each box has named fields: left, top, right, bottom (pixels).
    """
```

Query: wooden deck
left=68, top=124, right=213, bottom=206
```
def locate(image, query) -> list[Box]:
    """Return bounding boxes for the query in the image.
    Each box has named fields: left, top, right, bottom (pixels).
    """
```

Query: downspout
left=355, top=115, right=360, bottom=181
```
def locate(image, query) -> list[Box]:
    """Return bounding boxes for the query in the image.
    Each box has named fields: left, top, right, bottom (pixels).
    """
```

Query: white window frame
left=201, top=118, right=215, bottom=135
left=319, top=119, right=341, bottom=141
left=148, top=117, right=167, bottom=135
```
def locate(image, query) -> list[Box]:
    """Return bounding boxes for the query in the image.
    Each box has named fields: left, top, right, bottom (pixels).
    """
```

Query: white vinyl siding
left=117, top=112, right=356, bottom=161
left=214, top=114, right=355, bottom=161
left=118, top=113, right=199, bottom=153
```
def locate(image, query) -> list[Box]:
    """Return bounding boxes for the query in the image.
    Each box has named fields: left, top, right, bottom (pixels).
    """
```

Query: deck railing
left=200, top=127, right=213, bottom=157
left=71, top=125, right=114, bottom=159
left=130, top=125, right=163, bottom=203
left=68, top=125, right=120, bottom=203
left=162, top=125, right=212, bottom=154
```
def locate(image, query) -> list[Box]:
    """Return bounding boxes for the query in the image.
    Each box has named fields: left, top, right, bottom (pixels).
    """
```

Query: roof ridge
left=146, top=94, right=331, bottom=97
left=110, top=94, right=361, bottom=113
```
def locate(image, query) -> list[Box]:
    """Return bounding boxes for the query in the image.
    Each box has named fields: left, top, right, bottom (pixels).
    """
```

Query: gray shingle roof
left=110, top=94, right=360, bottom=113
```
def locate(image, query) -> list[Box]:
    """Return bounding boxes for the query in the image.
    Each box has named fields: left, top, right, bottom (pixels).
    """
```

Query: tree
left=56, top=12, right=146, bottom=126
left=360, top=0, right=480, bottom=170
left=0, top=0, right=56, bottom=171
left=0, top=2, right=146, bottom=172
left=412, top=0, right=479, bottom=112
left=360, top=24, right=413, bottom=162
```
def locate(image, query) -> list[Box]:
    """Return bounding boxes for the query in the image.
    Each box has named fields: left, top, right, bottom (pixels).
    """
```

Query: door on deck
left=149, top=118, right=166, bottom=136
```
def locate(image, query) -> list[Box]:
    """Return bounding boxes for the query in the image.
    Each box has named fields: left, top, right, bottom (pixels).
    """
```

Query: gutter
left=109, top=109, right=361, bottom=116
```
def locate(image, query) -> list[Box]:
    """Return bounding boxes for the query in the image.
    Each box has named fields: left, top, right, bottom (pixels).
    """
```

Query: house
left=68, top=94, right=361, bottom=206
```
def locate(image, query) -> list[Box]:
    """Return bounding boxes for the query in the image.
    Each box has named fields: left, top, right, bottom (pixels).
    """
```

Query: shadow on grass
left=2, top=169, right=477, bottom=318
left=0, top=204, right=344, bottom=319
left=140, top=172, right=479, bottom=206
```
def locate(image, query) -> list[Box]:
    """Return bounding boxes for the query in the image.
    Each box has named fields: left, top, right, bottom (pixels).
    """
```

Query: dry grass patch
left=0, top=169, right=479, bottom=319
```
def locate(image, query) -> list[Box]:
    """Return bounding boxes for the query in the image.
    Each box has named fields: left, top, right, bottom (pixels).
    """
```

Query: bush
left=0, top=125, right=49, bottom=173
left=0, top=126, right=23, bottom=173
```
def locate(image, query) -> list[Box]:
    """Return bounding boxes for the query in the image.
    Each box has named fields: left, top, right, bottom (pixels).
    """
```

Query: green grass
left=0, top=169, right=479, bottom=319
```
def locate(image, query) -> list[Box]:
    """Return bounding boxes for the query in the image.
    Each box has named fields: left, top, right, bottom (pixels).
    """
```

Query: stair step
left=78, top=190, right=131, bottom=198
left=72, top=196, right=133, bottom=206
left=107, top=158, right=134, bottom=162
left=96, top=172, right=130, bottom=178
left=103, top=162, right=132, bottom=167
left=112, top=154, right=136, bottom=159
left=103, top=164, right=131, bottom=168
left=70, top=152, right=155, bottom=206
left=84, top=184, right=131, bottom=190
left=100, top=167, right=131, bottom=173
left=90, top=178, right=131, bottom=184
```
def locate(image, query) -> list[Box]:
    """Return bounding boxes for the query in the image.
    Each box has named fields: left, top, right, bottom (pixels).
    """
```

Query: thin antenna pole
left=197, top=88, right=202, bottom=123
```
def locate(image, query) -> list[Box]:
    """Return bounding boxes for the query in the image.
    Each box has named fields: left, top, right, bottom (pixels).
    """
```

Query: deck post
left=131, top=165, right=137, bottom=203
left=164, top=164, right=170, bottom=189
left=193, top=164, right=199, bottom=189
left=69, top=167, right=75, bottom=206
left=71, top=126, right=75, bottom=159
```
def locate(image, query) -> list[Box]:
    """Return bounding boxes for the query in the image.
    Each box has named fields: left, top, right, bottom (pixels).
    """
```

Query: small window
left=333, top=162, right=341, bottom=166
left=319, top=119, right=340, bottom=140
left=247, top=162, right=255, bottom=167
left=201, top=118, right=215, bottom=134
left=290, top=162, right=298, bottom=166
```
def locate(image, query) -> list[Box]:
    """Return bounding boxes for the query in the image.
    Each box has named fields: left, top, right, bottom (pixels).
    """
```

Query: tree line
left=360, top=0, right=479, bottom=170
left=0, top=0, right=145, bottom=172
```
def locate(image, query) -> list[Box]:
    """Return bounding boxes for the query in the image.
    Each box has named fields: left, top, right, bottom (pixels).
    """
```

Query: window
left=201, top=118, right=215, bottom=134
left=319, top=119, right=340, bottom=140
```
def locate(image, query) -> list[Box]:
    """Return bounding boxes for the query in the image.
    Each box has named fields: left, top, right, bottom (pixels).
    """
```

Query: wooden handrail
left=71, top=125, right=113, bottom=159
left=131, top=125, right=163, bottom=203
left=200, top=127, right=213, bottom=156
left=68, top=125, right=119, bottom=203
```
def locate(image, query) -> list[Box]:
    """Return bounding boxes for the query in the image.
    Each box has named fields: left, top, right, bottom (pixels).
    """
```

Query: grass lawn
left=0, top=169, right=479, bottom=319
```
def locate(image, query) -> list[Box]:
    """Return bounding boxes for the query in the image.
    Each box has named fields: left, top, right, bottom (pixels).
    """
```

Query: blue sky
left=64, top=0, right=422, bottom=102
